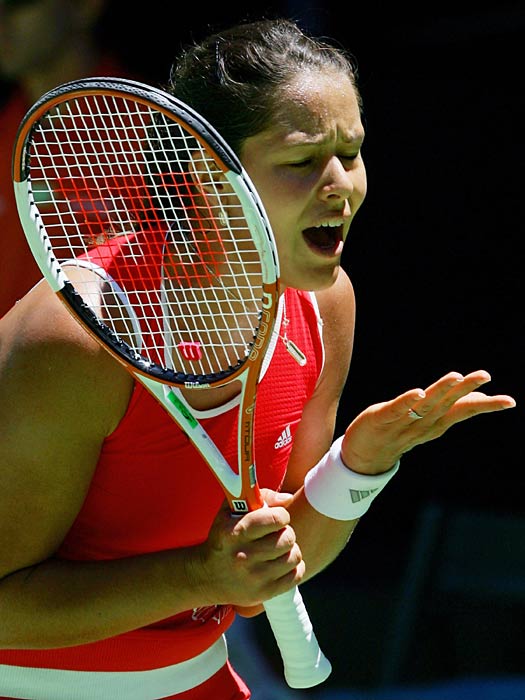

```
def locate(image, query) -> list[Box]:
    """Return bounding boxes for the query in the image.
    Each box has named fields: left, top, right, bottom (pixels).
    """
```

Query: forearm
left=287, top=436, right=399, bottom=580
left=0, top=547, right=207, bottom=649
left=288, top=486, right=359, bottom=580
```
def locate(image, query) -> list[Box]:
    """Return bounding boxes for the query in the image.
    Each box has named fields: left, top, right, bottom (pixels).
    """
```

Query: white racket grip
left=263, top=586, right=332, bottom=688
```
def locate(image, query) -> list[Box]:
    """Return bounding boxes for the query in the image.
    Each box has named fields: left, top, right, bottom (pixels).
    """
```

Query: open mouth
left=302, top=224, right=344, bottom=257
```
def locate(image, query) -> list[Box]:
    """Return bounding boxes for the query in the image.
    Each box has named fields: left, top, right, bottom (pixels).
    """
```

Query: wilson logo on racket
left=231, top=499, right=249, bottom=513
left=177, top=341, right=202, bottom=361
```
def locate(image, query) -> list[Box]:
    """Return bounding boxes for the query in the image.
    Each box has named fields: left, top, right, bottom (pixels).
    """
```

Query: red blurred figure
left=0, top=0, right=128, bottom=317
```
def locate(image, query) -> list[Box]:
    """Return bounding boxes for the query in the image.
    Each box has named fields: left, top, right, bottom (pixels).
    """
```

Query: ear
left=187, top=150, right=229, bottom=196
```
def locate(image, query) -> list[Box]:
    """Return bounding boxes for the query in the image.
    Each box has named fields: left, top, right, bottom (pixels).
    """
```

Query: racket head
left=12, top=77, right=280, bottom=389
left=12, top=81, right=333, bottom=688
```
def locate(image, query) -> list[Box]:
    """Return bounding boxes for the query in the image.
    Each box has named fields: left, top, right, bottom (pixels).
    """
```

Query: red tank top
left=0, top=283, right=324, bottom=674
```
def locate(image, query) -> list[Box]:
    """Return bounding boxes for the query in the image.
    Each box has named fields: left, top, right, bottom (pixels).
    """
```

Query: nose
left=318, top=158, right=353, bottom=203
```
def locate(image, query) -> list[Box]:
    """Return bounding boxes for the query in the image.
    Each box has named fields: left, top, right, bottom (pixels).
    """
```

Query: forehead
left=270, top=69, right=363, bottom=140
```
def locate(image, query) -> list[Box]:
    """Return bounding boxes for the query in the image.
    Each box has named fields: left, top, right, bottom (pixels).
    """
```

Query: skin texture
left=241, top=71, right=366, bottom=291
left=0, top=64, right=516, bottom=648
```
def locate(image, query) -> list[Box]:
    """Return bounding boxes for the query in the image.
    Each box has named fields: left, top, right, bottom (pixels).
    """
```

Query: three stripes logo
left=349, top=487, right=379, bottom=504
left=275, top=425, right=292, bottom=449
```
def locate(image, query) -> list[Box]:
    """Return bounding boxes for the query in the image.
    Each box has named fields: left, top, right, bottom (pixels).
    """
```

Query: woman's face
left=240, top=69, right=366, bottom=291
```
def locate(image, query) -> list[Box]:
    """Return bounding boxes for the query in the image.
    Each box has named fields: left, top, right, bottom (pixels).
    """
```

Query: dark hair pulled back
left=168, top=18, right=360, bottom=155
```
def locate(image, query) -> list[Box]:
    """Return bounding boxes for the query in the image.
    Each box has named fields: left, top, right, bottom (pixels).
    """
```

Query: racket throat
left=229, top=476, right=262, bottom=514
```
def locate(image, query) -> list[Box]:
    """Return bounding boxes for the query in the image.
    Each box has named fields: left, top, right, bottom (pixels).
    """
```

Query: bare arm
left=0, top=283, right=304, bottom=648
left=282, top=268, right=360, bottom=576
left=280, top=268, right=516, bottom=585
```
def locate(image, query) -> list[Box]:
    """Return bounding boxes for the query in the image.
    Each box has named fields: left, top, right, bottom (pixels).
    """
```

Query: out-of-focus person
left=0, top=0, right=127, bottom=317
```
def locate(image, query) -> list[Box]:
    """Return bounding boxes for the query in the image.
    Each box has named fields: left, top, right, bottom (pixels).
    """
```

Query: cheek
left=255, top=180, right=296, bottom=231
left=258, top=199, right=299, bottom=271
left=352, top=169, right=367, bottom=211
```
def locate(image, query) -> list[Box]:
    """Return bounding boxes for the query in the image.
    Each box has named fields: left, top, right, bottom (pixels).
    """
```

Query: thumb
left=260, top=488, right=294, bottom=508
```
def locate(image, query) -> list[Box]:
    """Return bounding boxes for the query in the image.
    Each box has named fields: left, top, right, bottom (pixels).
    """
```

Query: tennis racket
left=12, top=77, right=332, bottom=689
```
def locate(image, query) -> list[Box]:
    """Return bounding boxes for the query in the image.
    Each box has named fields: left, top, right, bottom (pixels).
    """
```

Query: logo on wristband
left=349, top=488, right=379, bottom=504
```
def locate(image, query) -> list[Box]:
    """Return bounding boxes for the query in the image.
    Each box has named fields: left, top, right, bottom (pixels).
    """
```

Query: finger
left=412, top=370, right=498, bottom=418
left=254, top=546, right=305, bottom=587
left=267, top=525, right=300, bottom=561
left=237, top=524, right=299, bottom=564
left=271, top=557, right=307, bottom=592
left=260, top=488, right=294, bottom=508
left=371, top=388, right=427, bottom=424
left=387, top=372, right=478, bottom=423
left=445, top=391, right=516, bottom=422
left=232, top=505, right=291, bottom=541
left=438, top=372, right=516, bottom=410
left=407, top=371, right=466, bottom=417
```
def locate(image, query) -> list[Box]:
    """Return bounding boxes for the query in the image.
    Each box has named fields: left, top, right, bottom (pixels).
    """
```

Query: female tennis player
left=0, top=17, right=515, bottom=700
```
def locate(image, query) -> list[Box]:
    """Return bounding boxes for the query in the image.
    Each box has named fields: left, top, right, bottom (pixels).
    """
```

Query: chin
left=280, top=264, right=340, bottom=292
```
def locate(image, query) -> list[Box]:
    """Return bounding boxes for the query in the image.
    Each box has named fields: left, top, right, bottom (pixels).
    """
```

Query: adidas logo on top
left=275, top=425, right=292, bottom=449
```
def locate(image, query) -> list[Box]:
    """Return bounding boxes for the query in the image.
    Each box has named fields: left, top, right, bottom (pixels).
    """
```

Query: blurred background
left=1, top=1, right=523, bottom=697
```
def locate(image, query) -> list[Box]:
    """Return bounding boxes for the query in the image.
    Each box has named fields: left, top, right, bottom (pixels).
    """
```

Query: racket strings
left=28, top=91, right=265, bottom=380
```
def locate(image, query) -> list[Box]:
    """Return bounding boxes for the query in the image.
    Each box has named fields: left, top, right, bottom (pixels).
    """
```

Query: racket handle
left=263, top=585, right=332, bottom=688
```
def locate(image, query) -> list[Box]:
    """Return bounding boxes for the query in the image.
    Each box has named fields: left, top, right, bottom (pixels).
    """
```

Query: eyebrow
left=283, top=130, right=365, bottom=148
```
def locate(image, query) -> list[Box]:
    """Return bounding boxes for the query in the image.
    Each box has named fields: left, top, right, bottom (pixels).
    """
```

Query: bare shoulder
left=0, top=281, right=133, bottom=435
left=0, top=282, right=133, bottom=577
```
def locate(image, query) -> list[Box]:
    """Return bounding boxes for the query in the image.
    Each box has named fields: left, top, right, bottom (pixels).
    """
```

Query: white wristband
left=304, top=436, right=400, bottom=520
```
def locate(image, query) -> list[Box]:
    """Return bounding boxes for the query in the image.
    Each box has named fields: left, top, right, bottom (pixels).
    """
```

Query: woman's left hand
left=341, top=370, right=516, bottom=475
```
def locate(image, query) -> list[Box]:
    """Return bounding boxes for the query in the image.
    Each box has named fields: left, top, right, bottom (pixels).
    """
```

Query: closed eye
left=287, top=159, right=313, bottom=168
left=285, top=152, right=360, bottom=170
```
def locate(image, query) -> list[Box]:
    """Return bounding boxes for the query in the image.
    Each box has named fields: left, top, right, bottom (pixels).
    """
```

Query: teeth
left=315, top=220, right=343, bottom=228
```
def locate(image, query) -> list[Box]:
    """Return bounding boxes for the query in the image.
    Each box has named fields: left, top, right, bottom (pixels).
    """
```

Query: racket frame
left=12, top=77, right=332, bottom=688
